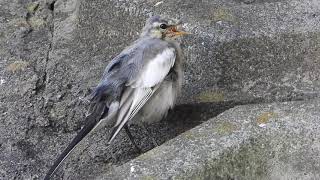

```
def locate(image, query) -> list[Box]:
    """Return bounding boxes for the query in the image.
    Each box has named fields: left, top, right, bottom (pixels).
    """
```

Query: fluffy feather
left=108, top=47, right=176, bottom=143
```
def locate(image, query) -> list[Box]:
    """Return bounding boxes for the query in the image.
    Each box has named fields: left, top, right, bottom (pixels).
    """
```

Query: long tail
left=44, top=102, right=106, bottom=180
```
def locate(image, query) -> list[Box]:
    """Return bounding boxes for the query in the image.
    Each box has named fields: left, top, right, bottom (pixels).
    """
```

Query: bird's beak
left=167, top=25, right=191, bottom=37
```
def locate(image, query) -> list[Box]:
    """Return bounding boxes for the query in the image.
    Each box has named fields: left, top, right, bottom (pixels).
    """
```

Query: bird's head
left=140, top=15, right=190, bottom=40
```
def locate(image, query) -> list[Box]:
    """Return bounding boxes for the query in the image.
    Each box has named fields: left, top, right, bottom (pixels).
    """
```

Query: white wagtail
left=44, top=15, right=189, bottom=180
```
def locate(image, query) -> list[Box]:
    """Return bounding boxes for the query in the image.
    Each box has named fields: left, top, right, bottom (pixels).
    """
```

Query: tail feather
left=44, top=102, right=106, bottom=180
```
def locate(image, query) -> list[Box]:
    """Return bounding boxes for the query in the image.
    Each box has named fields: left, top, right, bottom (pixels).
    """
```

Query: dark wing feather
left=44, top=49, right=134, bottom=180
left=44, top=101, right=106, bottom=180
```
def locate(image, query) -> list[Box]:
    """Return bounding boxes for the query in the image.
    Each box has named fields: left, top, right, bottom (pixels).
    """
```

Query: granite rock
left=1, top=0, right=320, bottom=179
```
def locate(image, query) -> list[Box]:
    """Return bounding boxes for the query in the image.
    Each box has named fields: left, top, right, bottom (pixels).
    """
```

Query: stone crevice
left=43, top=0, right=56, bottom=92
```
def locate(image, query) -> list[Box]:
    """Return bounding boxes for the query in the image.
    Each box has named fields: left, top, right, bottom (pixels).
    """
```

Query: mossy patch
left=183, top=125, right=224, bottom=141
left=6, top=61, right=29, bottom=73
left=215, top=121, right=237, bottom=135
left=212, top=8, right=235, bottom=22
left=183, top=131, right=199, bottom=140
left=0, top=32, right=4, bottom=39
left=141, top=175, right=156, bottom=180
left=257, top=112, right=277, bottom=125
left=137, top=151, right=154, bottom=161
left=27, top=2, right=39, bottom=14
left=197, top=90, right=225, bottom=103
left=28, top=17, right=46, bottom=29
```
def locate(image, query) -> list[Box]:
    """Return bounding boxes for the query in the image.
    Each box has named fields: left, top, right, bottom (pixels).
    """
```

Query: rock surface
left=1, top=0, right=320, bottom=179
left=102, top=99, right=320, bottom=179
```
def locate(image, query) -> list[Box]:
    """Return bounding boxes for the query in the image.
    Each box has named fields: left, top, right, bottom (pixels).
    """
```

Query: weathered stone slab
left=102, top=99, right=320, bottom=179
left=0, top=0, right=55, bottom=179
left=69, top=0, right=320, bottom=104
left=1, top=0, right=320, bottom=179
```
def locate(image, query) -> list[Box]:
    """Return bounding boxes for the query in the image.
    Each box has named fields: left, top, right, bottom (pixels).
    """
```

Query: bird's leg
left=141, top=123, right=159, bottom=147
left=124, top=124, right=142, bottom=153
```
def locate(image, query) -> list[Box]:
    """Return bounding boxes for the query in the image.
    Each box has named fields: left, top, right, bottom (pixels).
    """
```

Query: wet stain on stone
left=16, top=140, right=37, bottom=159
left=6, top=18, right=29, bottom=29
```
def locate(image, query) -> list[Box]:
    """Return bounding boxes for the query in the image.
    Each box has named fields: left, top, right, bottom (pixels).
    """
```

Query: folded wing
left=108, top=47, right=176, bottom=143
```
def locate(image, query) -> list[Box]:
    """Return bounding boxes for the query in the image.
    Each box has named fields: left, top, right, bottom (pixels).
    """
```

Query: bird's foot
left=124, top=124, right=142, bottom=153
left=141, top=123, right=159, bottom=148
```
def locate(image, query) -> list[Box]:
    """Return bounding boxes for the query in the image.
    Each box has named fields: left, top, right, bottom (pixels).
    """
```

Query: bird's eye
left=159, top=24, right=167, bottom=29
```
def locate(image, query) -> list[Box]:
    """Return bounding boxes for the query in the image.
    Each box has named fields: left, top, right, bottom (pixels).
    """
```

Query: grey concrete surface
left=1, top=0, right=320, bottom=179
left=102, top=99, right=320, bottom=179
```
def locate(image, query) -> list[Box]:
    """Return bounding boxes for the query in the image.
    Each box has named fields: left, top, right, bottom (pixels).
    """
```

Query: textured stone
left=0, top=0, right=54, bottom=179
left=102, top=99, right=320, bottom=179
left=53, top=0, right=320, bottom=105
left=1, top=0, right=320, bottom=179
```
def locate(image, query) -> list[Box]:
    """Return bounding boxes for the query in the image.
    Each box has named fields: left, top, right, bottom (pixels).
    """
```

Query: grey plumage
left=44, top=15, right=187, bottom=180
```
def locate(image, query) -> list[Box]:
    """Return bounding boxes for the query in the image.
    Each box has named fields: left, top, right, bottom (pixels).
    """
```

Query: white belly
left=130, top=79, right=178, bottom=125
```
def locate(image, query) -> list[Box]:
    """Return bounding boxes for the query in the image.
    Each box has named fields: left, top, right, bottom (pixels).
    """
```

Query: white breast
left=130, top=79, right=178, bottom=125
left=130, top=48, right=176, bottom=88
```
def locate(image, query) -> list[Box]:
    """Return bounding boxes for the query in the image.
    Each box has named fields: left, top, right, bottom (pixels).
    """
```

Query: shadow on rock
left=51, top=102, right=239, bottom=179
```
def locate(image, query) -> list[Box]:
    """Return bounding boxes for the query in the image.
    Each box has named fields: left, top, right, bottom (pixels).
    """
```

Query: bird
left=44, top=15, right=189, bottom=180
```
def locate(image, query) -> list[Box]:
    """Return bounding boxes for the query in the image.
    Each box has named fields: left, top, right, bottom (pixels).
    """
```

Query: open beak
left=167, top=25, right=191, bottom=37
